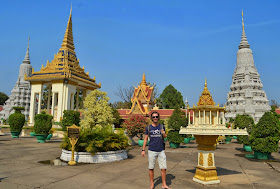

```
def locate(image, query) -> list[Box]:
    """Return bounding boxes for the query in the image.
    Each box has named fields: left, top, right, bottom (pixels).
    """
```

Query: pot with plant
left=9, top=107, right=25, bottom=138
left=234, top=114, right=254, bottom=151
left=167, top=108, right=187, bottom=148
left=46, top=127, right=55, bottom=140
left=249, top=111, right=280, bottom=160
left=34, top=112, right=53, bottom=143
left=30, top=126, right=36, bottom=136
left=183, top=134, right=192, bottom=144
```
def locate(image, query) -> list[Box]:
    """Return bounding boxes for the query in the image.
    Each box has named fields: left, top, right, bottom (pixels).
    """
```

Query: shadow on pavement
left=154, top=173, right=175, bottom=188
left=185, top=167, right=241, bottom=176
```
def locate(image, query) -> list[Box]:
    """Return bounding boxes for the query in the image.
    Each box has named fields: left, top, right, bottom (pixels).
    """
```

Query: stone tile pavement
left=1, top=133, right=280, bottom=189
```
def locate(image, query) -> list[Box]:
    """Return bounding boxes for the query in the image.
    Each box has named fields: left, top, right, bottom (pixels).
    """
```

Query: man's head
left=151, top=111, right=160, bottom=123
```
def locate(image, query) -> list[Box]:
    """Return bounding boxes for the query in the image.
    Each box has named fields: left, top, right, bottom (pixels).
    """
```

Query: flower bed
left=60, top=149, right=128, bottom=163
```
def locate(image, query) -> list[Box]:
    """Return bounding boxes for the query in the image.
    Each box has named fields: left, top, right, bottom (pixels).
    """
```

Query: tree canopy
left=159, top=84, right=185, bottom=109
left=0, top=92, right=9, bottom=105
left=234, top=114, right=254, bottom=145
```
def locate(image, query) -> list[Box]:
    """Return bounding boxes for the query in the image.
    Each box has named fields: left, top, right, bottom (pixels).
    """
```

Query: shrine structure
left=180, top=79, right=248, bottom=185
left=25, top=8, right=101, bottom=124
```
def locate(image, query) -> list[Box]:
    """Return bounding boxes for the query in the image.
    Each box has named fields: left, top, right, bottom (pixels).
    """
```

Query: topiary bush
left=9, top=107, right=25, bottom=132
left=34, top=112, right=53, bottom=134
left=167, top=107, right=187, bottom=143
left=249, top=111, right=280, bottom=154
left=61, top=110, right=81, bottom=131
left=234, top=114, right=254, bottom=145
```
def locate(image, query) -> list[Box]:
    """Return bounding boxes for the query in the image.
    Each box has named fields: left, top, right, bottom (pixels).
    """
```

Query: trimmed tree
left=61, top=110, right=81, bottom=131
left=9, top=107, right=25, bottom=132
left=159, top=84, right=185, bottom=109
left=167, top=108, right=187, bottom=144
left=249, top=111, right=280, bottom=154
left=0, top=92, right=8, bottom=105
left=234, top=114, right=254, bottom=145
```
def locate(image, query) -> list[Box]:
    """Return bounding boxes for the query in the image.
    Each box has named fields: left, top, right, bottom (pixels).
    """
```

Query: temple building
left=225, top=11, right=270, bottom=123
left=0, top=38, right=32, bottom=120
left=25, top=8, right=101, bottom=124
left=128, top=73, right=155, bottom=115
left=117, top=74, right=191, bottom=121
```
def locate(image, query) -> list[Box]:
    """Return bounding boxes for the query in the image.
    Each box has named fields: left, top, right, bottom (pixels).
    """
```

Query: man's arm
left=162, top=126, right=167, bottom=138
left=141, top=134, right=149, bottom=157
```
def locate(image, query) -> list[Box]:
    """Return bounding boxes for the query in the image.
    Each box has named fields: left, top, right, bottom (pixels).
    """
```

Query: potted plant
left=122, top=115, right=150, bottom=146
left=167, top=108, right=187, bottom=148
left=46, top=127, right=55, bottom=140
left=183, top=134, right=192, bottom=144
left=225, top=135, right=233, bottom=144
left=234, top=114, right=254, bottom=151
left=9, top=107, right=25, bottom=138
left=30, top=126, right=36, bottom=136
left=34, top=111, right=53, bottom=143
left=249, top=111, right=280, bottom=160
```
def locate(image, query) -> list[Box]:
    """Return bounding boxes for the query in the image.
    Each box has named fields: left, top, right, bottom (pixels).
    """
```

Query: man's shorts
left=148, top=150, right=167, bottom=169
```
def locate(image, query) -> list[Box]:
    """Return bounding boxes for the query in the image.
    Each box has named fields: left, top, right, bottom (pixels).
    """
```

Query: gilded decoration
left=24, top=8, right=100, bottom=89
left=199, top=152, right=204, bottom=166
left=194, top=166, right=219, bottom=181
left=197, top=78, right=215, bottom=106
left=208, top=153, right=213, bottom=166
left=195, top=135, right=219, bottom=151
left=127, top=73, right=155, bottom=115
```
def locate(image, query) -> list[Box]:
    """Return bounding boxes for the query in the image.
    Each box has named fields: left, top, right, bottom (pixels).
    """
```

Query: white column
left=199, top=110, right=201, bottom=124
left=203, top=110, right=205, bottom=124
left=188, top=110, right=191, bottom=125
left=47, top=85, right=51, bottom=114
left=193, top=110, right=195, bottom=125
left=38, top=93, right=42, bottom=114
left=217, top=110, right=219, bottom=125
left=222, top=111, right=225, bottom=125
left=71, top=93, right=75, bottom=110
left=76, top=88, right=80, bottom=111
left=210, top=110, right=212, bottom=125
left=51, top=92, right=56, bottom=117
left=29, top=91, right=36, bottom=124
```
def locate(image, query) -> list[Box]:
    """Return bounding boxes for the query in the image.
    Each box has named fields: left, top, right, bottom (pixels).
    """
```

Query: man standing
left=141, top=111, right=171, bottom=189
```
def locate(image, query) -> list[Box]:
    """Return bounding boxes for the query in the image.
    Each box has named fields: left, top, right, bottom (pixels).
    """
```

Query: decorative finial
left=23, top=36, right=30, bottom=64
left=70, top=3, right=72, bottom=15
left=242, top=9, right=244, bottom=31
left=141, top=73, right=147, bottom=86
left=205, top=78, right=207, bottom=87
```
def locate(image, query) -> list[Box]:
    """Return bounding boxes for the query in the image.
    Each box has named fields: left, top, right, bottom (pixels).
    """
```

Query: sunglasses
left=152, top=116, right=159, bottom=119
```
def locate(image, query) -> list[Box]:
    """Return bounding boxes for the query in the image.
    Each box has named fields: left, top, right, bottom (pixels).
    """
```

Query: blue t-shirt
left=145, top=124, right=165, bottom=152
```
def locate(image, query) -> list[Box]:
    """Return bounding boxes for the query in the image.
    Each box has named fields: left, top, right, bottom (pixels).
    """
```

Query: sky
left=0, top=0, right=279, bottom=106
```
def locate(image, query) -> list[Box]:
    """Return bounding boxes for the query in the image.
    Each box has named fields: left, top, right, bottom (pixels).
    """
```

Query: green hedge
left=34, top=112, right=53, bottom=134
left=234, top=114, right=254, bottom=145
left=167, top=131, right=184, bottom=144
left=61, top=110, right=80, bottom=131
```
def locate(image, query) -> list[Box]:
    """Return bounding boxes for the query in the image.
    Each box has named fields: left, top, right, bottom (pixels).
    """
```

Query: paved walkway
left=1, top=133, right=280, bottom=189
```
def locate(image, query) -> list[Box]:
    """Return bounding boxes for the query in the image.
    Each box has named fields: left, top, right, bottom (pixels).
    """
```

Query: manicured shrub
left=34, top=112, right=53, bottom=134
left=122, top=115, right=150, bottom=139
left=61, top=110, right=81, bottom=131
left=167, top=108, right=187, bottom=144
left=249, top=112, right=280, bottom=154
left=9, top=107, right=25, bottom=132
left=234, top=114, right=254, bottom=145
left=167, top=131, right=184, bottom=144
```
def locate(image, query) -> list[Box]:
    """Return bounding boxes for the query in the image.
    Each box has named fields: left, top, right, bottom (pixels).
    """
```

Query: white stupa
left=225, top=11, right=270, bottom=123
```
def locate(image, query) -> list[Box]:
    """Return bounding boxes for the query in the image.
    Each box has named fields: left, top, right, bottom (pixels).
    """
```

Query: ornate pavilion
left=25, top=8, right=101, bottom=124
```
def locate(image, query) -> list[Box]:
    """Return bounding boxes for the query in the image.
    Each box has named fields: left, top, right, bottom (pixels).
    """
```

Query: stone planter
left=254, top=151, right=271, bottom=160
left=138, top=140, right=149, bottom=146
left=225, top=137, right=232, bottom=144
left=184, top=138, right=190, bottom=144
left=35, top=134, right=49, bottom=143
left=60, top=149, right=128, bottom=163
left=46, top=134, right=53, bottom=140
left=169, top=142, right=180, bottom=148
left=233, top=136, right=237, bottom=139
left=30, top=132, right=36, bottom=136
left=243, top=145, right=252, bottom=152
left=190, top=136, right=195, bottom=140
left=11, top=131, right=21, bottom=138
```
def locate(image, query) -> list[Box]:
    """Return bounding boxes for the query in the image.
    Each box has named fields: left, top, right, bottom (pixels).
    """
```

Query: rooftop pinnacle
left=141, top=73, right=147, bottom=86
left=23, top=37, right=30, bottom=64
left=239, top=10, right=250, bottom=49
left=59, top=7, right=75, bottom=54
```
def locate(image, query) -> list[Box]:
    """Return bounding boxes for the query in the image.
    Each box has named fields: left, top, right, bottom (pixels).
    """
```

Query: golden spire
left=59, top=7, right=75, bottom=54
left=242, top=9, right=244, bottom=31
left=140, top=73, right=147, bottom=86
left=197, top=78, right=215, bottom=106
